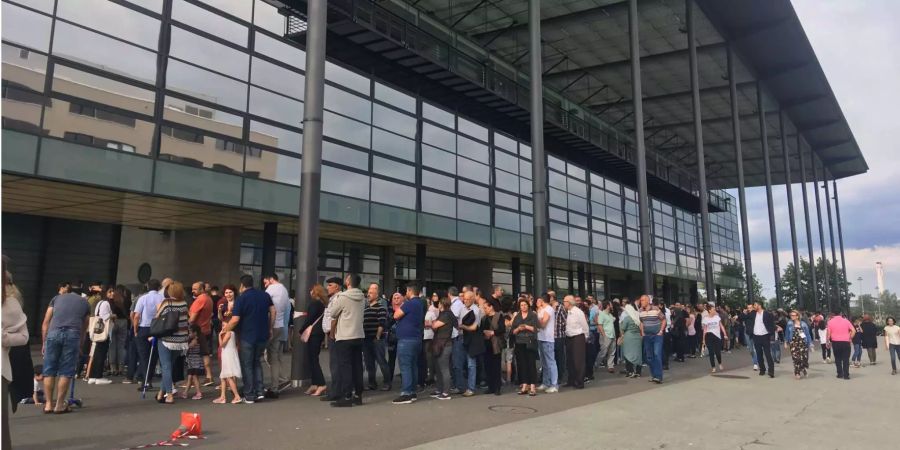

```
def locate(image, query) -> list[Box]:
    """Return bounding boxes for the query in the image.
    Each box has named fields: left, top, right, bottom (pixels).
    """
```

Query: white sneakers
left=536, top=384, right=548, bottom=391
left=88, top=378, right=113, bottom=385
left=753, top=364, right=759, bottom=370
left=545, top=387, right=559, bottom=393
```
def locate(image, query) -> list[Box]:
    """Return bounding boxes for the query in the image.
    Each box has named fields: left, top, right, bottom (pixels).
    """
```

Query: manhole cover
left=711, top=374, right=750, bottom=379
left=489, top=405, right=537, bottom=414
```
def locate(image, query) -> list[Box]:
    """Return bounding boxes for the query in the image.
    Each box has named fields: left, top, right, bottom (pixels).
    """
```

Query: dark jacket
left=860, top=322, right=878, bottom=348
left=750, top=310, right=776, bottom=336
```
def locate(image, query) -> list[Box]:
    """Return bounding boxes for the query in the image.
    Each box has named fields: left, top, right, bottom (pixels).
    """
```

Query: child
left=181, top=330, right=204, bottom=400
left=20, top=365, right=45, bottom=406
left=213, top=329, right=242, bottom=404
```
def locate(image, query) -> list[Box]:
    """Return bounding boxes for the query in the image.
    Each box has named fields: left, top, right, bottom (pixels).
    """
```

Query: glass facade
left=0, top=0, right=740, bottom=288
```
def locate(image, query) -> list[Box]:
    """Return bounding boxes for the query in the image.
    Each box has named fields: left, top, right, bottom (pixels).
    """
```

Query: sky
left=741, top=1, right=900, bottom=299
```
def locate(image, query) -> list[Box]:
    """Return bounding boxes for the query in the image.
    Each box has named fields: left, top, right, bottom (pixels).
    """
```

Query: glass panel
left=548, top=154, right=565, bottom=172
left=458, top=157, right=488, bottom=183
left=457, top=199, right=489, bottom=223
left=163, top=96, right=243, bottom=138
left=53, top=22, right=156, bottom=84
left=8, top=0, right=54, bottom=13
left=370, top=203, right=416, bottom=234
left=323, top=141, right=367, bottom=170
left=325, top=85, right=371, bottom=123
left=549, top=187, right=566, bottom=207
left=251, top=57, right=304, bottom=100
left=39, top=138, right=153, bottom=191
left=550, top=222, right=568, bottom=241
left=422, top=145, right=455, bottom=174
left=170, top=26, right=248, bottom=80
left=246, top=149, right=300, bottom=186
left=422, top=169, right=454, bottom=193
left=44, top=98, right=153, bottom=155
left=52, top=64, right=155, bottom=115
left=567, top=178, right=587, bottom=197
left=549, top=206, right=566, bottom=222
left=249, top=120, right=302, bottom=154
left=568, top=193, right=588, bottom=214
left=422, top=102, right=453, bottom=125
left=458, top=221, right=491, bottom=246
left=372, top=104, right=415, bottom=138
left=494, top=150, right=518, bottom=175
left=569, top=227, right=589, bottom=245
left=495, top=209, right=520, bottom=232
left=373, top=155, right=414, bottom=180
left=421, top=190, right=455, bottom=218
left=2, top=3, right=51, bottom=52
left=422, top=123, right=455, bottom=151
left=243, top=178, right=299, bottom=215
left=322, top=165, right=369, bottom=199
left=495, top=169, right=519, bottom=194
left=519, top=143, right=531, bottom=160
left=548, top=170, right=566, bottom=190
left=326, top=62, right=369, bottom=95
left=418, top=213, right=456, bottom=240
left=457, top=117, right=487, bottom=142
left=494, top=191, right=517, bottom=210
left=371, top=178, right=415, bottom=209
left=58, top=0, right=160, bottom=49
left=566, top=163, right=585, bottom=180
left=197, top=0, right=252, bottom=21
left=569, top=212, right=588, bottom=228
left=458, top=181, right=488, bottom=202
left=1, top=130, right=38, bottom=173
left=2, top=46, right=46, bottom=132
left=457, top=135, right=488, bottom=163
left=158, top=125, right=243, bottom=173
left=374, top=82, right=415, bottom=113
left=520, top=198, right=533, bottom=214
left=493, top=132, right=516, bottom=152
left=520, top=178, right=532, bottom=197
left=248, top=86, right=302, bottom=126
left=254, top=32, right=305, bottom=70
left=167, top=59, right=246, bottom=110
left=372, top=129, right=414, bottom=161
left=323, top=111, right=370, bottom=148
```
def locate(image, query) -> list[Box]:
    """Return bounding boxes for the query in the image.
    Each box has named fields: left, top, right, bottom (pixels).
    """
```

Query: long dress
left=620, top=315, right=642, bottom=367
left=219, top=332, right=241, bottom=379
left=789, top=327, right=809, bottom=376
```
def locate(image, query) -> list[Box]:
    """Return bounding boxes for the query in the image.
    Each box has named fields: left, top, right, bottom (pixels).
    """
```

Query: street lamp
left=857, top=276, right=863, bottom=314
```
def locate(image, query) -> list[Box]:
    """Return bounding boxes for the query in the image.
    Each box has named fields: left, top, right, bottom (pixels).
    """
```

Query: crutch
left=84, top=340, right=97, bottom=381
left=141, top=337, right=156, bottom=399
left=67, top=377, right=83, bottom=408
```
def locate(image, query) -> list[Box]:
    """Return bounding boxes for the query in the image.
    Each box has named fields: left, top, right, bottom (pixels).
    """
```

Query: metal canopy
left=411, top=0, right=867, bottom=189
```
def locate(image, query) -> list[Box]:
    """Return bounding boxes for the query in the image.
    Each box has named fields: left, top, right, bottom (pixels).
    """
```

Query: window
left=251, top=57, right=304, bottom=100
left=423, top=102, right=453, bottom=125
left=457, top=117, right=488, bottom=142
left=2, top=84, right=47, bottom=106
left=458, top=199, right=489, bottom=223
left=326, top=62, right=369, bottom=95
left=375, top=82, right=415, bottom=113
left=373, top=156, right=414, bottom=180
left=2, top=3, right=51, bottom=52
left=57, top=0, right=160, bottom=49
left=322, top=141, right=368, bottom=171
left=184, top=105, right=214, bottom=119
left=372, top=129, right=415, bottom=161
left=69, top=103, right=136, bottom=127
left=494, top=151, right=519, bottom=175
left=458, top=182, right=488, bottom=202
left=53, top=22, right=156, bottom=84
left=169, top=27, right=249, bottom=80
left=254, top=32, right=305, bottom=70
left=325, top=85, right=371, bottom=123
left=167, top=59, right=247, bottom=111
left=322, top=165, right=369, bottom=199
left=457, top=157, right=488, bottom=182
left=422, top=123, right=455, bottom=151
left=494, top=132, right=516, bottom=153
left=495, top=209, right=520, bottom=232
left=423, top=170, right=455, bottom=194
left=371, top=178, right=415, bottom=209
left=323, top=112, right=370, bottom=149
left=422, top=145, right=455, bottom=174
left=421, top=190, right=456, bottom=218
left=215, top=138, right=244, bottom=154
left=373, top=104, right=416, bottom=138
left=174, top=0, right=248, bottom=46
left=457, top=135, right=488, bottom=163
left=161, top=126, right=204, bottom=143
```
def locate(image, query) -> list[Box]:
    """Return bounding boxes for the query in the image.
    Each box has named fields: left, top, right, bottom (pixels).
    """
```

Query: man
left=751, top=301, right=776, bottom=378
left=536, top=294, right=558, bottom=393
left=585, top=297, right=600, bottom=380
left=448, top=286, right=466, bottom=394
left=392, top=283, right=425, bottom=404
left=549, top=291, right=567, bottom=383
left=362, top=283, right=390, bottom=390
left=459, top=291, right=483, bottom=397
left=40, top=288, right=90, bottom=413
left=671, top=303, right=688, bottom=362
left=263, top=274, right=291, bottom=396
left=189, top=281, right=215, bottom=387
left=329, top=274, right=365, bottom=407
left=563, top=295, right=589, bottom=389
left=661, top=300, right=672, bottom=370
left=319, top=277, right=342, bottom=402
left=740, top=305, right=759, bottom=370
left=596, top=301, right=617, bottom=373
left=224, top=275, right=275, bottom=404
left=638, top=295, right=666, bottom=383
left=131, top=279, right=164, bottom=388
left=826, top=309, right=855, bottom=380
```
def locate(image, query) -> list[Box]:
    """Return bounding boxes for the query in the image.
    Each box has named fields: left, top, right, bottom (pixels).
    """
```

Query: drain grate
left=711, top=374, right=751, bottom=379
left=489, top=405, right=538, bottom=414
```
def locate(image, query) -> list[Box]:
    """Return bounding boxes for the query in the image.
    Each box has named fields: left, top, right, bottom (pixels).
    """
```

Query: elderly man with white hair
left=563, top=295, right=589, bottom=389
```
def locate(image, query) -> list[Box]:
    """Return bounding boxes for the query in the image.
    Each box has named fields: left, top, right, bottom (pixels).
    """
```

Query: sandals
left=53, top=405, right=72, bottom=414
left=212, top=397, right=226, bottom=404
left=230, top=397, right=243, bottom=404
left=528, top=390, right=537, bottom=397
left=191, top=393, right=203, bottom=400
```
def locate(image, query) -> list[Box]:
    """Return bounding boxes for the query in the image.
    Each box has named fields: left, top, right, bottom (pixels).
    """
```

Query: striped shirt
left=363, top=302, right=387, bottom=338
left=159, top=299, right=190, bottom=351
left=554, top=303, right=568, bottom=339
left=639, top=308, right=664, bottom=335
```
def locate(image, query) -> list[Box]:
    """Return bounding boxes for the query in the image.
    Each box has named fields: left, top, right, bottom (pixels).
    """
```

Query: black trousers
left=674, top=333, right=686, bottom=361
left=554, top=338, right=567, bottom=382
left=753, top=334, right=775, bottom=375
left=585, top=331, right=599, bottom=378
left=705, top=333, right=722, bottom=368
left=333, top=338, right=364, bottom=399
left=662, top=331, right=672, bottom=368
left=566, top=334, right=586, bottom=388
left=135, top=327, right=158, bottom=384
left=88, top=340, right=110, bottom=378
left=484, top=350, right=501, bottom=394
left=514, top=344, right=538, bottom=385
left=832, top=341, right=851, bottom=378
left=306, top=333, right=326, bottom=386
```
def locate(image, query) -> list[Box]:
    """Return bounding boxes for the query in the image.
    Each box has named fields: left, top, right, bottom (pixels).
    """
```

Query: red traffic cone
left=170, top=412, right=202, bottom=440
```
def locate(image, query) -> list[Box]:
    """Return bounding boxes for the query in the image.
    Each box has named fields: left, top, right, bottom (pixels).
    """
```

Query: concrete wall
left=116, top=225, right=243, bottom=290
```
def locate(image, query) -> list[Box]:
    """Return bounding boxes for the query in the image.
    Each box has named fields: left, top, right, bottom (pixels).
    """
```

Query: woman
left=851, top=317, right=864, bottom=368
left=218, top=285, right=237, bottom=325
left=301, top=284, right=327, bottom=396
left=816, top=320, right=831, bottom=363
left=155, top=281, right=190, bottom=404
left=3, top=264, right=29, bottom=448
left=620, top=302, right=643, bottom=378
left=423, top=292, right=440, bottom=386
left=784, top=310, right=812, bottom=379
left=430, top=297, right=456, bottom=400
left=702, top=303, right=728, bottom=373
left=481, top=299, right=505, bottom=395
left=86, top=286, right=117, bottom=385
left=510, top=298, right=538, bottom=396
left=860, top=315, right=878, bottom=365
left=692, top=306, right=704, bottom=356
left=108, top=286, right=128, bottom=376
left=884, top=317, right=900, bottom=375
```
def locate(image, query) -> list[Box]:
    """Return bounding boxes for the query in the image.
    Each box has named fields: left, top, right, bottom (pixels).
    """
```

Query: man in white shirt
left=263, top=274, right=291, bottom=396
left=564, top=295, right=589, bottom=389
left=536, top=295, right=558, bottom=393
left=131, top=279, right=164, bottom=389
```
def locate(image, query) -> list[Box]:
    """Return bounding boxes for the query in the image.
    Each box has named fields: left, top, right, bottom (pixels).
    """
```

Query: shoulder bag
left=300, top=315, right=323, bottom=343
left=149, top=299, right=180, bottom=338
left=89, top=300, right=112, bottom=342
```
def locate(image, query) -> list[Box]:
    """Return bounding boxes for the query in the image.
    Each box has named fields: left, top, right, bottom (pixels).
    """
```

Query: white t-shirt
left=702, top=315, right=722, bottom=339
left=322, top=295, right=337, bottom=334
left=424, top=306, right=438, bottom=340
left=885, top=325, right=900, bottom=346
left=95, top=299, right=112, bottom=321
left=753, top=311, right=767, bottom=336
left=449, top=297, right=464, bottom=339
left=265, top=282, right=291, bottom=329
left=537, top=305, right=555, bottom=342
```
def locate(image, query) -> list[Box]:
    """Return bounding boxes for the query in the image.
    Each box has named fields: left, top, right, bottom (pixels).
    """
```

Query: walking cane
left=84, top=341, right=97, bottom=381
left=141, top=337, right=156, bottom=399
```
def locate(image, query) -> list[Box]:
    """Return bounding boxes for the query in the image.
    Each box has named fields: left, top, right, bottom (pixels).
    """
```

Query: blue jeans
left=745, top=332, right=758, bottom=365
left=771, top=340, right=782, bottom=363
left=239, top=341, right=266, bottom=400
left=643, top=334, right=664, bottom=380
left=451, top=337, right=466, bottom=391
left=397, top=339, right=421, bottom=396
left=156, top=344, right=180, bottom=394
left=43, top=328, right=81, bottom=378
left=466, top=354, right=478, bottom=391
left=539, top=341, right=558, bottom=388
left=852, top=343, right=863, bottom=363
left=890, top=344, right=900, bottom=371
left=362, top=337, right=390, bottom=385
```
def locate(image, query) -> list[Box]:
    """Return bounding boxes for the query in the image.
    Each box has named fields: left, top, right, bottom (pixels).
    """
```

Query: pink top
left=826, top=316, right=854, bottom=342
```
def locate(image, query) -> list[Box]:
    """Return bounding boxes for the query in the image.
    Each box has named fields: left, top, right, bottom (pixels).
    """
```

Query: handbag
left=89, top=300, right=112, bottom=342
left=300, top=315, right=322, bottom=343
left=149, top=300, right=180, bottom=338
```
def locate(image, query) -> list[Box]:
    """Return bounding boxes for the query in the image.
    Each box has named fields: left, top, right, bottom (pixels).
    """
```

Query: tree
left=718, top=262, right=763, bottom=311
left=852, top=290, right=899, bottom=324
left=779, top=257, right=851, bottom=312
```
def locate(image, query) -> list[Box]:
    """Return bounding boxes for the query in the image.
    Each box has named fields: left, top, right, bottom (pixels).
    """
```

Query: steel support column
left=797, top=141, right=818, bottom=310
left=833, top=181, right=849, bottom=312
left=261, top=221, right=278, bottom=287
left=780, top=112, right=802, bottom=309
left=688, top=0, right=715, bottom=304
left=511, top=257, right=521, bottom=297
left=823, top=169, right=839, bottom=309
left=812, top=159, right=830, bottom=311
left=291, top=0, right=327, bottom=383
left=728, top=44, right=753, bottom=304
left=630, top=0, right=654, bottom=295
left=758, top=83, right=781, bottom=307
left=528, top=0, right=548, bottom=296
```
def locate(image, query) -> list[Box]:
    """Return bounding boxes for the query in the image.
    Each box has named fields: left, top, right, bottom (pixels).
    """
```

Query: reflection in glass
left=163, top=96, right=244, bottom=138
left=459, top=181, right=487, bottom=202
left=494, top=150, right=518, bottom=174
left=375, top=82, right=415, bottom=113
left=495, top=209, right=520, bottom=232
left=53, top=22, right=157, bottom=85
left=167, top=59, right=246, bottom=111
left=197, top=0, right=252, bottom=21
left=373, top=156, right=414, bottom=181
left=494, top=191, right=517, bottom=210
left=421, top=190, right=455, bottom=218
left=457, top=135, right=488, bottom=163
left=2, top=45, right=47, bottom=132
left=248, top=86, right=303, bottom=126
left=371, top=178, right=415, bottom=209
left=251, top=57, right=304, bottom=100
left=42, top=98, right=153, bottom=155
left=170, top=27, right=249, bottom=80
left=422, top=102, right=454, bottom=125
left=373, top=104, right=415, bottom=138
left=2, top=3, right=51, bottom=52
left=246, top=148, right=300, bottom=186
left=495, top=169, right=518, bottom=194
left=254, top=32, right=305, bottom=70
left=174, top=0, right=248, bottom=46
left=494, top=132, right=516, bottom=153
left=159, top=125, right=244, bottom=173
left=322, top=165, right=369, bottom=199
left=254, top=0, right=285, bottom=35
left=323, top=141, right=368, bottom=171
left=372, top=129, right=414, bottom=161
left=53, top=65, right=155, bottom=115
left=422, top=170, right=454, bottom=194
left=457, top=199, right=489, bottom=223
left=422, top=145, right=455, bottom=175
left=326, top=62, right=369, bottom=95
left=422, top=123, right=455, bottom=151
left=457, top=117, right=487, bottom=142
left=325, top=85, right=371, bottom=123
left=323, top=111, right=370, bottom=149
left=250, top=120, right=302, bottom=154
left=57, top=0, right=160, bottom=49
left=457, top=157, right=488, bottom=183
